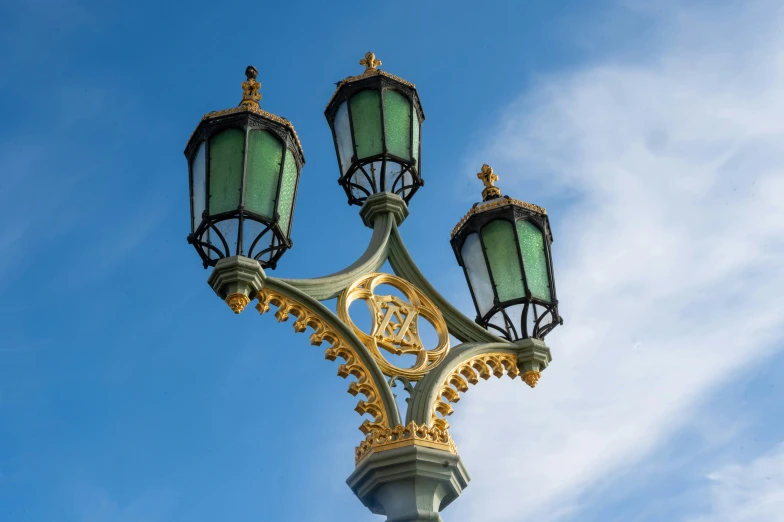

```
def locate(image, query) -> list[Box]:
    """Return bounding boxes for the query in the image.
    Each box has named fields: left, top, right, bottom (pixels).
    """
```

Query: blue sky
left=2, top=0, right=783, bottom=521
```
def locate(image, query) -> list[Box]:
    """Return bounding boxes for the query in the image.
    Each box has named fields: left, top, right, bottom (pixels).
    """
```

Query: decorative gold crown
left=355, top=421, right=457, bottom=465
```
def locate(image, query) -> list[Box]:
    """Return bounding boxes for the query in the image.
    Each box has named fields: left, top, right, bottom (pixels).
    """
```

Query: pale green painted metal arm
left=260, top=277, right=403, bottom=429
left=407, top=342, right=516, bottom=425
left=276, top=211, right=394, bottom=301
left=387, top=226, right=506, bottom=344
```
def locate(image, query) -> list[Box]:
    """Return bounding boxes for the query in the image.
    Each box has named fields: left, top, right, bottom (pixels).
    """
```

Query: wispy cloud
left=449, top=1, right=784, bottom=521
left=690, top=443, right=784, bottom=522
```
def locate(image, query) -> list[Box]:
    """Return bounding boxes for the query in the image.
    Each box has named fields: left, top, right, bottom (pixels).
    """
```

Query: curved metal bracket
left=277, top=211, right=394, bottom=301
left=407, top=339, right=551, bottom=430
left=257, top=278, right=402, bottom=432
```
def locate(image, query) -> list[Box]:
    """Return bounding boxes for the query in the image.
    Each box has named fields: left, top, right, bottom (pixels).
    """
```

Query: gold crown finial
left=477, top=164, right=502, bottom=201
left=359, top=51, right=382, bottom=74
left=240, top=65, right=262, bottom=109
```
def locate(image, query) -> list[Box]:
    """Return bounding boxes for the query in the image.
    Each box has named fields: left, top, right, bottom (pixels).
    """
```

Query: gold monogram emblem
left=338, top=273, right=449, bottom=380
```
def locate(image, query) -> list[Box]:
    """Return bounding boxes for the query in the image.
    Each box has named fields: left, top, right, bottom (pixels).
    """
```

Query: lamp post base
left=347, top=444, right=470, bottom=522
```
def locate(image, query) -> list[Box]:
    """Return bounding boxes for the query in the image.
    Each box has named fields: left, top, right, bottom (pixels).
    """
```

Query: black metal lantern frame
left=185, top=110, right=305, bottom=269
left=451, top=203, right=562, bottom=341
left=325, top=74, right=425, bottom=206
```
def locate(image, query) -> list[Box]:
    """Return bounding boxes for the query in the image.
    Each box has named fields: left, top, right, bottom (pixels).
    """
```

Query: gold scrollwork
left=338, top=273, right=450, bottom=381
left=431, top=353, right=521, bottom=430
left=256, top=288, right=389, bottom=434
left=355, top=421, right=457, bottom=465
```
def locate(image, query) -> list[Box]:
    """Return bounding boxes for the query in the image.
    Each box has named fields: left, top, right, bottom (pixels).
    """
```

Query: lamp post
left=185, top=54, right=563, bottom=522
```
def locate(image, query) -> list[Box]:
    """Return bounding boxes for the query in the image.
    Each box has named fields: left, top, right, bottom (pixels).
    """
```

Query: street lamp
left=185, top=55, right=562, bottom=522
left=450, top=164, right=562, bottom=341
left=325, top=52, right=424, bottom=205
left=185, top=66, right=305, bottom=271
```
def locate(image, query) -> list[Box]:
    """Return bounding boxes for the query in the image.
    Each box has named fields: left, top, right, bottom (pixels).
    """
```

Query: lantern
left=325, top=52, right=424, bottom=206
left=185, top=66, right=305, bottom=269
left=451, top=165, right=562, bottom=340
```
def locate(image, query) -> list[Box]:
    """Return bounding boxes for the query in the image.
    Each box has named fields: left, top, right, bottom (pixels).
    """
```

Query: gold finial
left=226, top=293, right=251, bottom=314
left=477, top=164, right=502, bottom=201
left=240, top=65, right=262, bottom=109
left=359, top=51, right=382, bottom=74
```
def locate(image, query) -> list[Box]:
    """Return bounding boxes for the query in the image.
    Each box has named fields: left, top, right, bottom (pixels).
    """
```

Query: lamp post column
left=348, top=445, right=470, bottom=522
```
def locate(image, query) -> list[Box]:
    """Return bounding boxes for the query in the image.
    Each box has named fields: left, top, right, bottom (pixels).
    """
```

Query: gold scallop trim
left=431, top=353, right=521, bottom=431
left=193, top=105, right=305, bottom=162
left=256, top=289, right=388, bottom=434
left=451, top=196, right=547, bottom=238
left=355, top=421, right=457, bottom=466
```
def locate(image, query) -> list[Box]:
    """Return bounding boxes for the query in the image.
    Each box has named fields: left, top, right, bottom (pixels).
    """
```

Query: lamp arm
left=256, top=277, right=403, bottom=432
left=387, top=226, right=506, bottom=344
left=275, top=212, right=394, bottom=301
left=406, top=339, right=551, bottom=430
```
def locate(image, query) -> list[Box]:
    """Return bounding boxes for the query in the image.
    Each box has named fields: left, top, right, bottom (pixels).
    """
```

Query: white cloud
left=446, top=2, right=784, bottom=521
left=691, top=443, right=784, bottom=522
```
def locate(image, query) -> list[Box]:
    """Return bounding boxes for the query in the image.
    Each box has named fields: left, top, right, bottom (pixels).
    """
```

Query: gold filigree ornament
left=338, top=273, right=450, bottom=381
left=256, top=288, right=389, bottom=434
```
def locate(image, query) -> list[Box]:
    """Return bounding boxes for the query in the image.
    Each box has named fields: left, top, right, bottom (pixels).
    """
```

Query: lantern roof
left=186, top=66, right=305, bottom=162
left=451, top=164, right=547, bottom=238
left=325, top=52, right=424, bottom=119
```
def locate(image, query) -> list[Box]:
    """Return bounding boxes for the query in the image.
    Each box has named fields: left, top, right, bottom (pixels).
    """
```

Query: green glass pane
left=191, top=142, right=206, bottom=232
left=517, top=220, right=552, bottom=301
left=383, top=90, right=411, bottom=160
left=209, top=128, right=245, bottom=215
left=412, top=110, right=420, bottom=166
left=350, top=90, right=383, bottom=159
left=245, top=130, right=283, bottom=218
left=482, top=219, right=525, bottom=302
left=277, top=149, right=298, bottom=237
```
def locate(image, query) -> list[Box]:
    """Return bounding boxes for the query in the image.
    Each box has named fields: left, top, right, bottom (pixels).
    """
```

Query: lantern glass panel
left=382, top=89, right=411, bottom=160
left=516, top=220, right=552, bottom=301
left=277, top=148, right=298, bottom=236
left=350, top=90, right=383, bottom=159
left=334, top=102, right=354, bottom=174
left=482, top=219, right=525, bottom=302
left=461, top=232, right=494, bottom=316
left=214, top=218, right=238, bottom=257
left=245, top=130, right=283, bottom=219
left=191, top=142, right=206, bottom=232
left=242, top=218, right=266, bottom=259
left=209, top=128, right=245, bottom=215
left=412, top=111, right=420, bottom=165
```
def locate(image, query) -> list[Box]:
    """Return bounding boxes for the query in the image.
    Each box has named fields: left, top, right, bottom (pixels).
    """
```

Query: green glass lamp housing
left=325, top=52, right=425, bottom=206
left=450, top=165, right=562, bottom=341
left=185, top=66, right=305, bottom=269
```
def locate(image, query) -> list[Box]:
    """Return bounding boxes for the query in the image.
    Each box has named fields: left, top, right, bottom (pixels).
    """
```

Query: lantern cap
left=325, top=51, right=418, bottom=110
left=451, top=165, right=548, bottom=238
left=187, top=66, right=305, bottom=163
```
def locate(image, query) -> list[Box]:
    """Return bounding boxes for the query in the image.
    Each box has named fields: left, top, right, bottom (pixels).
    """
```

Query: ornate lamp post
left=185, top=55, right=562, bottom=522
